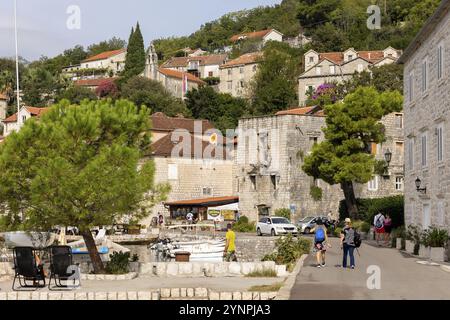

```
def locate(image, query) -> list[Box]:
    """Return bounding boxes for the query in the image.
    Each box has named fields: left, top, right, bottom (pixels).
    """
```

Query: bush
left=105, top=251, right=131, bottom=274
left=339, top=195, right=404, bottom=228
left=360, top=221, right=370, bottom=233
left=262, top=235, right=311, bottom=270
left=310, top=186, right=323, bottom=201
left=333, top=227, right=342, bottom=237
left=275, top=208, right=291, bottom=221
left=406, top=225, right=421, bottom=255
left=232, top=216, right=255, bottom=233
left=421, top=227, right=449, bottom=247
left=246, top=268, right=277, bottom=277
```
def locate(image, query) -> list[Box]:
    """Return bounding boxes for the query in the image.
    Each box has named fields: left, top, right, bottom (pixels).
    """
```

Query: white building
left=230, top=29, right=283, bottom=45
left=160, top=54, right=228, bottom=79
left=2, top=106, right=49, bottom=136
left=299, top=47, right=402, bottom=105
left=399, top=0, right=450, bottom=232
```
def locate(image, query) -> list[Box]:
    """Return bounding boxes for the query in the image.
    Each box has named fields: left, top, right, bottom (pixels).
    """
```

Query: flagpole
left=14, top=0, right=20, bottom=114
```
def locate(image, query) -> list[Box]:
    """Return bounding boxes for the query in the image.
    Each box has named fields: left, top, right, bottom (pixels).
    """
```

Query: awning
left=164, top=196, right=238, bottom=207
left=209, top=203, right=239, bottom=211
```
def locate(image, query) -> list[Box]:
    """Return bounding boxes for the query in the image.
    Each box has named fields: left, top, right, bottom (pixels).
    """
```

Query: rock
left=242, top=292, right=253, bottom=300
left=160, top=288, right=171, bottom=298
left=209, top=291, right=220, bottom=300
left=138, top=291, right=152, bottom=300
left=107, top=292, right=118, bottom=300
left=127, top=292, right=138, bottom=300
left=195, top=288, right=208, bottom=298
left=220, top=292, right=232, bottom=300
left=232, top=292, right=242, bottom=300
left=166, top=263, right=179, bottom=276
left=171, top=288, right=180, bottom=298
left=178, top=263, right=193, bottom=275
left=229, top=262, right=241, bottom=275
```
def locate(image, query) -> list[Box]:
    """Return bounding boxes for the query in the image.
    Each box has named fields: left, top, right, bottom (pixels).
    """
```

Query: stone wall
left=235, top=237, right=276, bottom=262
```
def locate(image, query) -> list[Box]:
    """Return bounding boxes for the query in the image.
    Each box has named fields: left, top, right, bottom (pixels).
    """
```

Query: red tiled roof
left=164, top=196, right=238, bottom=207
left=74, top=77, right=117, bottom=87
left=82, top=49, right=126, bottom=63
left=220, top=52, right=263, bottom=69
left=151, top=112, right=214, bottom=133
left=148, top=132, right=228, bottom=159
left=0, top=93, right=8, bottom=100
left=161, top=54, right=228, bottom=68
left=3, top=106, right=50, bottom=123
left=276, top=106, right=325, bottom=117
left=158, top=68, right=205, bottom=85
left=230, top=29, right=274, bottom=42
left=318, top=49, right=400, bottom=65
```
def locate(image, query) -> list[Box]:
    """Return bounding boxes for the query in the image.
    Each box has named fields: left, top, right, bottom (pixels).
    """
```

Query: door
left=422, top=203, right=431, bottom=230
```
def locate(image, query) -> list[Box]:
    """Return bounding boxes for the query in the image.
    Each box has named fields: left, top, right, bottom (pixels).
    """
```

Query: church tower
left=144, top=42, right=159, bottom=80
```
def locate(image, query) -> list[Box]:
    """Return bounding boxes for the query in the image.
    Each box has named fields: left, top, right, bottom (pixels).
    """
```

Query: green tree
left=0, top=99, right=169, bottom=273
left=56, top=86, right=97, bottom=104
left=22, top=66, right=66, bottom=106
left=87, top=37, right=127, bottom=56
left=185, top=86, right=248, bottom=132
left=123, top=23, right=146, bottom=80
left=302, top=87, right=403, bottom=219
left=250, top=41, right=303, bottom=115
left=121, top=76, right=189, bottom=117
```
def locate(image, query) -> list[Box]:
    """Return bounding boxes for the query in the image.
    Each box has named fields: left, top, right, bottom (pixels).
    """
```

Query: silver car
left=297, top=216, right=328, bottom=234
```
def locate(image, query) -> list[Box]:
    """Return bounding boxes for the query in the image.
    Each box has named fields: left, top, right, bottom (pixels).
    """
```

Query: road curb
left=275, top=254, right=308, bottom=300
left=440, top=265, right=450, bottom=273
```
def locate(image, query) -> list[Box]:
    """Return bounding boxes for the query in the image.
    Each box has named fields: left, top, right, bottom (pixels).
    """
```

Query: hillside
left=154, top=0, right=441, bottom=61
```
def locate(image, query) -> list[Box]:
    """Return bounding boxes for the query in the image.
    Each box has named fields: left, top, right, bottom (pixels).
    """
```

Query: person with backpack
left=373, top=212, right=386, bottom=246
left=311, top=218, right=331, bottom=268
left=340, top=218, right=359, bottom=269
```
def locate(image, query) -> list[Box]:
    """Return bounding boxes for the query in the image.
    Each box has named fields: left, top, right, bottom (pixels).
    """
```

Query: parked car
left=297, top=216, right=331, bottom=234
left=256, top=216, right=298, bottom=236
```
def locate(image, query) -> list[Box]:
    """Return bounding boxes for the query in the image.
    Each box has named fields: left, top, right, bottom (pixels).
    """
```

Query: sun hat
left=344, top=218, right=352, bottom=223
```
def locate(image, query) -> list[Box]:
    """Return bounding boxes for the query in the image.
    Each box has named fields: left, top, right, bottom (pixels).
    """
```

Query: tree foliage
left=123, top=23, right=146, bottom=80
left=0, top=99, right=169, bottom=272
left=56, top=86, right=97, bottom=104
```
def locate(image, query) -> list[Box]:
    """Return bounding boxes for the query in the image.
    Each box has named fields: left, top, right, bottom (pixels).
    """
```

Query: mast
left=14, top=0, right=20, bottom=114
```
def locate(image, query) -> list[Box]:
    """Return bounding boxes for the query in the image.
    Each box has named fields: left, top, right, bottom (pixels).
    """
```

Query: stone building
left=236, top=107, right=404, bottom=222
left=218, top=52, right=262, bottom=98
left=80, top=49, right=127, bottom=75
left=2, top=106, right=50, bottom=137
left=399, top=0, right=450, bottom=231
left=298, top=47, right=402, bottom=105
left=157, top=68, right=205, bottom=99
left=0, top=93, right=7, bottom=121
left=230, top=29, right=283, bottom=46
left=160, top=54, right=228, bottom=79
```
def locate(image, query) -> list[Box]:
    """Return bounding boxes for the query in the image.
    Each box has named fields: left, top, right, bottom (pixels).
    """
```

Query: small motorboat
left=3, top=231, right=57, bottom=249
left=71, top=246, right=109, bottom=255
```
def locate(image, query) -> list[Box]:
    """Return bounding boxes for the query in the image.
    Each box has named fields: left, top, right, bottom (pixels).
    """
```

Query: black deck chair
left=48, top=245, right=81, bottom=290
left=12, top=247, right=46, bottom=291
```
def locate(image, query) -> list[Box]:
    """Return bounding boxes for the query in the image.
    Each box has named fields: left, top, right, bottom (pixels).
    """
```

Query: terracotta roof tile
left=0, top=93, right=8, bottom=100
left=74, top=77, right=117, bottom=87
left=3, top=106, right=50, bottom=123
left=158, top=68, right=205, bottom=85
left=82, top=49, right=126, bottom=63
left=151, top=113, right=214, bottom=133
left=276, top=106, right=325, bottom=117
left=318, top=49, right=399, bottom=65
left=164, top=196, right=238, bottom=206
left=220, top=52, right=263, bottom=69
left=161, top=54, right=228, bottom=68
left=230, top=29, right=274, bottom=42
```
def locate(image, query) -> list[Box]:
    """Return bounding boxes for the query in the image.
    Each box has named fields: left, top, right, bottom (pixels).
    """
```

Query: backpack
left=354, top=229, right=362, bottom=248
left=315, top=228, right=325, bottom=242
left=375, top=215, right=384, bottom=229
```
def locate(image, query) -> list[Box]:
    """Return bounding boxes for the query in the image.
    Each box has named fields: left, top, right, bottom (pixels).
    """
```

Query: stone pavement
left=290, top=237, right=450, bottom=300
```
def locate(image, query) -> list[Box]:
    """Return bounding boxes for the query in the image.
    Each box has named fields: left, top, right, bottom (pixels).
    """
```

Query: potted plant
left=406, top=225, right=421, bottom=255
left=421, top=226, right=449, bottom=262
left=393, top=226, right=406, bottom=250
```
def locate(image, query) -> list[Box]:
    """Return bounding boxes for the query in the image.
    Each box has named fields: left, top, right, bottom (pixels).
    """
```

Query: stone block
left=116, top=275, right=126, bottom=281
left=151, top=292, right=160, bottom=300
left=156, top=263, right=167, bottom=276
left=62, top=292, right=75, bottom=300
left=7, top=292, right=18, bottom=300
left=276, top=265, right=287, bottom=277
left=48, top=292, right=62, bottom=300
left=170, top=288, right=180, bottom=298
left=214, top=263, right=228, bottom=275
left=187, top=288, right=194, bottom=297
left=95, top=292, right=107, bottom=300
left=430, top=247, right=446, bottom=262
left=75, top=292, right=88, bottom=300
left=252, top=292, right=260, bottom=300
left=195, top=287, right=208, bottom=298
left=139, top=263, right=154, bottom=274
left=160, top=288, right=171, bottom=298
left=40, top=292, right=49, bottom=300
left=117, top=292, right=127, bottom=300
left=178, top=263, right=193, bottom=275
left=419, top=245, right=430, bottom=258
left=180, top=288, right=187, bottom=298
left=260, top=292, right=269, bottom=300
left=241, top=262, right=255, bottom=275
left=17, top=292, right=31, bottom=300
left=229, top=262, right=241, bottom=275
left=267, top=292, right=277, bottom=300
left=127, top=292, right=137, bottom=300
left=107, top=292, right=118, bottom=300
left=232, top=292, right=242, bottom=300
left=87, top=292, right=95, bottom=300
left=242, top=292, right=253, bottom=300
left=138, top=291, right=151, bottom=300
left=209, top=291, right=220, bottom=300
left=166, top=263, right=179, bottom=276
left=87, top=274, right=96, bottom=281
left=220, top=292, right=232, bottom=300
left=96, top=274, right=105, bottom=280
left=0, top=292, right=7, bottom=300
left=396, top=238, right=403, bottom=249
left=262, top=261, right=276, bottom=269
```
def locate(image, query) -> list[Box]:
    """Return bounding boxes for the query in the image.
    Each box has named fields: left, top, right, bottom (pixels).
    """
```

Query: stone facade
left=236, top=111, right=404, bottom=222
left=400, top=0, right=450, bottom=232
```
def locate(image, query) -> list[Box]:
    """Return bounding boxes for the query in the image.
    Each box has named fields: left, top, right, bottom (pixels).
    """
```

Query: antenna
left=14, top=0, right=20, bottom=114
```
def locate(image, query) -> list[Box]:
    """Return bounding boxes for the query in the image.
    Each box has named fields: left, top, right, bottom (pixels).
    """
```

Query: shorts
left=225, top=251, right=237, bottom=262
left=375, top=226, right=385, bottom=233
left=384, top=225, right=392, bottom=233
left=314, top=241, right=326, bottom=252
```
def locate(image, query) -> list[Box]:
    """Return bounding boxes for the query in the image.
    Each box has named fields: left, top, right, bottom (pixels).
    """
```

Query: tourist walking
left=224, top=223, right=237, bottom=262
left=186, top=211, right=194, bottom=230
left=373, top=212, right=386, bottom=246
left=310, top=218, right=331, bottom=268
left=158, top=213, right=164, bottom=228
left=383, top=214, right=393, bottom=245
left=340, top=218, right=356, bottom=269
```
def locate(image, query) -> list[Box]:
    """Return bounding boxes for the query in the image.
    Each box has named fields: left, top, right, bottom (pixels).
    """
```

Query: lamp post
left=415, top=177, right=427, bottom=194
left=383, top=148, right=392, bottom=176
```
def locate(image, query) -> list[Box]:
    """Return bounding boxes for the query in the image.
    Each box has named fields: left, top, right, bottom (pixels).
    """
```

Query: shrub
left=406, top=225, right=422, bottom=255
left=310, top=185, right=323, bottom=201
left=262, top=235, right=311, bottom=270
left=360, top=221, right=370, bottom=233
left=232, top=216, right=255, bottom=233
left=333, top=227, right=342, bottom=238
left=246, top=268, right=277, bottom=277
left=339, top=195, right=404, bottom=228
left=105, top=251, right=130, bottom=274
left=421, top=227, right=449, bottom=247
left=275, top=208, right=291, bottom=221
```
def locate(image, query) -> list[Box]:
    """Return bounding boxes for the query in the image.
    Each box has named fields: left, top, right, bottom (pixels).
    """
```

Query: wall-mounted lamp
left=415, top=177, right=427, bottom=194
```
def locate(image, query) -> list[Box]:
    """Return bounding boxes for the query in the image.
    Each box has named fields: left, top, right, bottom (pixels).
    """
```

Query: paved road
left=290, top=237, right=450, bottom=300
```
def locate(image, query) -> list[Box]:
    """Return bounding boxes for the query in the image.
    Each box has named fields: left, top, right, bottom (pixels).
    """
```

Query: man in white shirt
left=373, top=212, right=386, bottom=246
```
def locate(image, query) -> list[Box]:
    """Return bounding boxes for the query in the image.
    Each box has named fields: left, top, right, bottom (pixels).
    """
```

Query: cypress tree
left=123, top=22, right=146, bottom=80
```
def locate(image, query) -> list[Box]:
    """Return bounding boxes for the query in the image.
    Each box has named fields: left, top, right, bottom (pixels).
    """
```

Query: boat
left=67, top=229, right=130, bottom=256
left=3, top=231, right=57, bottom=249
left=72, top=246, right=109, bottom=255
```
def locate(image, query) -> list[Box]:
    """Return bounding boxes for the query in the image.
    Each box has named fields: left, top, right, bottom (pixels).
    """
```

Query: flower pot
left=419, top=245, right=430, bottom=258
left=405, top=240, right=415, bottom=253
left=430, top=247, right=446, bottom=262
left=396, top=238, right=402, bottom=250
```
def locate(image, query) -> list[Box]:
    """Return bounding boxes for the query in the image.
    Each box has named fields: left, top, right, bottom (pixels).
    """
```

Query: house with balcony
left=160, top=54, right=228, bottom=80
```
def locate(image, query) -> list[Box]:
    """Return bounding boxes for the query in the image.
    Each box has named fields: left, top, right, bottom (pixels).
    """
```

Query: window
left=208, top=71, right=213, bottom=77
left=240, top=67, right=244, bottom=74
left=395, top=177, right=404, bottom=191
left=168, top=164, right=178, bottom=180
left=422, top=59, right=428, bottom=92
left=438, top=44, right=444, bottom=80
left=329, top=65, right=335, bottom=74
left=348, top=54, right=353, bottom=61
left=227, top=69, right=232, bottom=76
left=423, top=203, right=431, bottom=230
left=408, top=72, right=414, bottom=102
left=202, top=187, right=212, bottom=196
left=310, top=137, right=318, bottom=146
left=368, top=176, right=378, bottom=191
left=227, top=81, right=233, bottom=90
left=250, top=175, right=256, bottom=191
left=395, top=114, right=403, bottom=128
left=22, top=115, right=26, bottom=123
left=421, top=132, right=428, bottom=167
left=370, top=142, right=378, bottom=155
left=437, top=201, right=445, bottom=226
left=408, top=138, right=414, bottom=170
left=271, top=175, right=277, bottom=190
left=240, top=80, right=245, bottom=88
left=437, top=123, right=444, bottom=162
left=309, top=56, right=314, bottom=63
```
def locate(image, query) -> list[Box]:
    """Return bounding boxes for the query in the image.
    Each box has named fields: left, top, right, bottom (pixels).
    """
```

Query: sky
left=0, top=0, right=281, bottom=61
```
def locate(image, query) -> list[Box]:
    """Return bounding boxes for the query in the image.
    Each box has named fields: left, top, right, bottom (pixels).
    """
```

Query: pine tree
left=123, top=22, right=146, bottom=80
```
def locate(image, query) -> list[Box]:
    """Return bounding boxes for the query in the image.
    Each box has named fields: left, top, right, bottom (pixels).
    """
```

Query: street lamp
left=415, top=177, right=427, bottom=194
left=384, top=149, right=392, bottom=166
